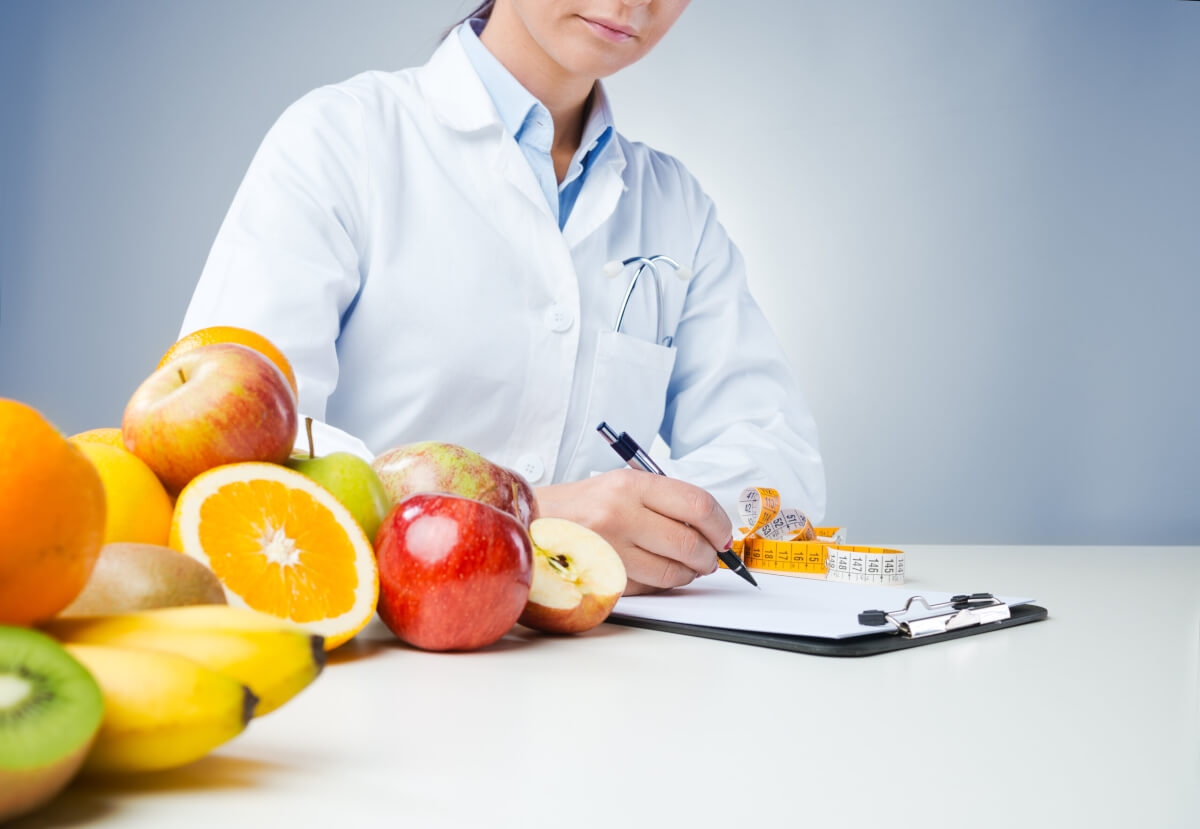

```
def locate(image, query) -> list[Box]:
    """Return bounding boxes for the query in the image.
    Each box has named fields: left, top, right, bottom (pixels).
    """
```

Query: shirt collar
left=458, top=19, right=614, bottom=157
left=577, top=82, right=615, bottom=166
left=458, top=19, right=543, bottom=141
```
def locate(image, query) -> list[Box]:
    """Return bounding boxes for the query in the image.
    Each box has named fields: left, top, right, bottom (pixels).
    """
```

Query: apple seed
left=546, top=553, right=574, bottom=579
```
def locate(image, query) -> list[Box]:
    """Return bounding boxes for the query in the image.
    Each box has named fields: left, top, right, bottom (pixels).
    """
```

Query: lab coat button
left=516, top=454, right=545, bottom=483
left=544, top=304, right=574, bottom=333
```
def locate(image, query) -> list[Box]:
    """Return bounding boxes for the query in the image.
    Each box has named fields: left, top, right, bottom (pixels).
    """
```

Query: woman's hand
left=534, top=469, right=733, bottom=595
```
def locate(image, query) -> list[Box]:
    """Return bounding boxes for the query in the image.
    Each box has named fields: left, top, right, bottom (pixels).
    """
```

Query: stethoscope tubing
left=610, top=255, right=688, bottom=347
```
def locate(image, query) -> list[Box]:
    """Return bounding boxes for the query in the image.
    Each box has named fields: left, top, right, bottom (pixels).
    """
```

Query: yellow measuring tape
left=726, top=487, right=906, bottom=585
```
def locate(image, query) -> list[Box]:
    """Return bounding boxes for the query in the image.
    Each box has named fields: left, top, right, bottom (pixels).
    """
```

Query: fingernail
left=723, top=535, right=733, bottom=551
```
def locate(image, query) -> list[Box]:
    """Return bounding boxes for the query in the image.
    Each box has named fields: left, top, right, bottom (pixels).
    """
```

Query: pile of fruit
left=1, top=326, right=625, bottom=822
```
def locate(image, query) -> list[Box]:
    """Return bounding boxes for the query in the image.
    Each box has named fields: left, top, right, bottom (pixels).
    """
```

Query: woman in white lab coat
left=181, top=0, right=825, bottom=594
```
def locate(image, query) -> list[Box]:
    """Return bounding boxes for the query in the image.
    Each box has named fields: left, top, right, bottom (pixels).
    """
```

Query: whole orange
left=69, top=427, right=126, bottom=448
left=0, top=400, right=106, bottom=624
left=69, top=441, right=173, bottom=546
left=159, top=326, right=298, bottom=398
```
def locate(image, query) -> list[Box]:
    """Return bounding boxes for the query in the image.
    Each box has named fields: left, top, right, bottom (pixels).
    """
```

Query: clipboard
left=606, top=570, right=1048, bottom=657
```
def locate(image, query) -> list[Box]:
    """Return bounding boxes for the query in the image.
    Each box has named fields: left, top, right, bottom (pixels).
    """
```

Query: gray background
left=2, top=0, right=1196, bottom=544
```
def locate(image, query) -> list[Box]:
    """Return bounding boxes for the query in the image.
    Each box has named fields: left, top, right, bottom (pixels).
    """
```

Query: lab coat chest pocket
left=585, top=330, right=677, bottom=454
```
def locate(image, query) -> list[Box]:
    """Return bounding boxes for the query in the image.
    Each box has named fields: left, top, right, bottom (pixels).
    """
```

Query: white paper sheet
left=611, top=569, right=1034, bottom=639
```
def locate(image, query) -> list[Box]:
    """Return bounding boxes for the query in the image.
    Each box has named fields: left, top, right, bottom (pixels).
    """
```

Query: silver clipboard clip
left=857, top=593, right=1012, bottom=639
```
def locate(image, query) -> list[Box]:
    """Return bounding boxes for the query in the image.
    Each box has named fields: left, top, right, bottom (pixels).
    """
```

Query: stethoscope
left=603, top=256, right=693, bottom=347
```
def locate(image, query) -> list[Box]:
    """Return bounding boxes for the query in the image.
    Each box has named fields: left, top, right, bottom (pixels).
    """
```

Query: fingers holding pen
left=635, top=472, right=733, bottom=557
left=617, top=471, right=729, bottom=591
left=630, top=508, right=719, bottom=580
left=622, top=546, right=704, bottom=594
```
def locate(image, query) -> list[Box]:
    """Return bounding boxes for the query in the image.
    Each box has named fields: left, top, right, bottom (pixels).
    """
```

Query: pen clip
left=618, top=431, right=664, bottom=475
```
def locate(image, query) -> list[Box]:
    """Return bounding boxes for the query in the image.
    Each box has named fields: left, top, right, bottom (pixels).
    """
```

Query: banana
left=63, top=644, right=255, bottom=774
left=43, top=606, right=325, bottom=716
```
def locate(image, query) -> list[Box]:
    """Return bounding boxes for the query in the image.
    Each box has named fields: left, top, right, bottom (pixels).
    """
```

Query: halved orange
left=159, top=326, right=298, bottom=398
left=169, top=463, right=377, bottom=649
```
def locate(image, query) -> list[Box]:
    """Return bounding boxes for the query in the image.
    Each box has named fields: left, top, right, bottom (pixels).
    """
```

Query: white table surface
left=13, top=546, right=1200, bottom=829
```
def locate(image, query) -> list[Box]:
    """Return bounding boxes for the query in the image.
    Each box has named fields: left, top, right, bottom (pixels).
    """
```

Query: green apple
left=287, top=419, right=391, bottom=543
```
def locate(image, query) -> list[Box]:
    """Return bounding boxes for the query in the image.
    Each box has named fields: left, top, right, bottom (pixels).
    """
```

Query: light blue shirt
left=458, top=19, right=614, bottom=230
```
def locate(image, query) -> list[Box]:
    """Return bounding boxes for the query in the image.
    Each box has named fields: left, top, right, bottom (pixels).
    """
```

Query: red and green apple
left=122, top=343, right=297, bottom=494
left=371, top=442, right=538, bottom=527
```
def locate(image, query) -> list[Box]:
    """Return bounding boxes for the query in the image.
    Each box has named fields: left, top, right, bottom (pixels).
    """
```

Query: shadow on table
left=371, top=629, right=542, bottom=655
left=516, top=622, right=632, bottom=640
left=325, top=635, right=390, bottom=665
left=325, top=613, right=636, bottom=665
left=7, top=755, right=288, bottom=828
left=5, top=792, right=114, bottom=829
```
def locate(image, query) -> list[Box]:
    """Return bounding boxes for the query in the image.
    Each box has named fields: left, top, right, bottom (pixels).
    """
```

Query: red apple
left=372, top=442, right=538, bottom=526
left=519, top=518, right=627, bottom=634
left=122, top=343, right=297, bottom=494
left=374, top=493, right=533, bottom=652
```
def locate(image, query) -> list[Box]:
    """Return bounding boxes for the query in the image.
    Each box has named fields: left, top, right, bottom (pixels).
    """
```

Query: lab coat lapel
left=416, top=34, right=497, bottom=133
left=418, top=33, right=555, bottom=222
left=493, top=140, right=556, bottom=222
left=562, top=141, right=627, bottom=249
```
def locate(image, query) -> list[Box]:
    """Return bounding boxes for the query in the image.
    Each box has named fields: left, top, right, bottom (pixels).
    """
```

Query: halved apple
left=518, top=518, right=627, bottom=634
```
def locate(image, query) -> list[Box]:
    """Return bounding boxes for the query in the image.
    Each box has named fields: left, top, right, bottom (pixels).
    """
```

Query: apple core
left=547, top=553, right=575, bottom=580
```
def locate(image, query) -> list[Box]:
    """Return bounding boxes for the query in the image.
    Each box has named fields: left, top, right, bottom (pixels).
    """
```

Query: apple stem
left=304, top=417, right=315, bottom=459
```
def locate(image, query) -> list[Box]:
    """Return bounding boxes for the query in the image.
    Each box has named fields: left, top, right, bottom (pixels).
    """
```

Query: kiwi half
left=0, top=625, right=104, bottom=822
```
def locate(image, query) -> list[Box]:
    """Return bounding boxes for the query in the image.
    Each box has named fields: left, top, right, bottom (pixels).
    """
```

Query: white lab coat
left=181, top=33, right=826, bottom=523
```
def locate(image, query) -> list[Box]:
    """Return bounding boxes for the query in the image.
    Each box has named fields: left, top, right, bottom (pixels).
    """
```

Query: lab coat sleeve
left=179, top=85, right=374, bottom=461
left=656, top=165, right=827, bottom=524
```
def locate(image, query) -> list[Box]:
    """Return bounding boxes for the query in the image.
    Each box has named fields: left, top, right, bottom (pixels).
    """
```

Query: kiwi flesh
left=0, top=625, right=104, bottom=822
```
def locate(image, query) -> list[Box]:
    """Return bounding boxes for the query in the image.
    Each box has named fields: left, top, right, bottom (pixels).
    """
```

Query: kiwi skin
left=59, top=542, right=226, bottom=617
left=0, top=626, right=104, bottom=822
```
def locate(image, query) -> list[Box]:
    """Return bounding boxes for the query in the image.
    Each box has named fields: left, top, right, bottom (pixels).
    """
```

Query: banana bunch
left=42, top=605, right=325, bottom=774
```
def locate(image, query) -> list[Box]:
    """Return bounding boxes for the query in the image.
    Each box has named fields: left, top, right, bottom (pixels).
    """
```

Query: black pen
left=596, top=422, right=759, bottom=589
